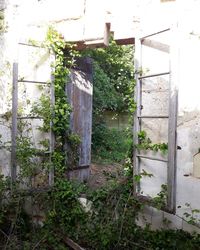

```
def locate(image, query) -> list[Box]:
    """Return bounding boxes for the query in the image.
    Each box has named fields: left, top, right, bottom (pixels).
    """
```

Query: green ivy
left=92, top=124, right=132, bottom=163
left=81, top=38, right=135, bottom=163
left=31, top=27, right=81, bottom=175
left=137, top=130, right=168, bottom=154
left=82, top=38, right=134, bottom=115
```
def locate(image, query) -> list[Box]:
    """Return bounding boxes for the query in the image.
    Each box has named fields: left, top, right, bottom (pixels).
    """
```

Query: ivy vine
left=31, top=27, right=81, bottom=176
left=137, top=130, right=168, bottom=154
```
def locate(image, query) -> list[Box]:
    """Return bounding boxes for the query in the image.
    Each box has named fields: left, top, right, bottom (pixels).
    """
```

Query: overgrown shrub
left=92, top=123, right=132, bottom=163
left=82, top=38, right=135, bottom=163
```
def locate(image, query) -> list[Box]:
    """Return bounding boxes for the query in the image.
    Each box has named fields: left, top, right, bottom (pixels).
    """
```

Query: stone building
left=1, top=0, right=200, bottom=232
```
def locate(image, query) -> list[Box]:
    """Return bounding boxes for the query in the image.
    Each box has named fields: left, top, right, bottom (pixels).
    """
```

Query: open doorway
left=81, top=38, right=135, bottom=187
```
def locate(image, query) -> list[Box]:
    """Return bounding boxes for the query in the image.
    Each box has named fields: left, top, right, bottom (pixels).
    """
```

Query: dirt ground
left=87, top=163, right=123, bottom=189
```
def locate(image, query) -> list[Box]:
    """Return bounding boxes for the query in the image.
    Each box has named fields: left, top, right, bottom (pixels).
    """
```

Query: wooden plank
left=54, top=232, right=85, bottom=250
left=65, top=57, right=93, bottom=181
left=18, top=80, right=48, bottom=84
left=136, top=154, right=168, bottom=163
left=67, top=165, right=90, bottom=182
left=62, top=236, right=85, bottom=250
left=138, top=115, right=169, bottom=119
left=141, top=38, right=170, bottom=53
left=18, top=42, right=43, bottom=48
left=140, top=28, right=170, bottom=39
left=67, top=58, right=93, bottom=168
left=11, top=63, right=18, bottom=182
left=49, top=65, right=55, bottom=186
left=103, top=23, right=111, bottom=46
left=167, top=24, right=178, bottom=213
left=17, top=116, right=43, bottom=120
left=75, top=38, right=135, bottom=50
left=68, top=165, right=90, bottom=170
left=115, top=37, right=135, bottom=45
left=18, top=186, right=52, bottom=195
left=138, top=72, right=170, bottom=79
left=133, top=37, right=142, bottom=194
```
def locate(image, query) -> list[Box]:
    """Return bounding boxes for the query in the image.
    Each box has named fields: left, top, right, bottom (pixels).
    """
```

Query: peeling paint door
left=66, top=57, right=93, bottom=181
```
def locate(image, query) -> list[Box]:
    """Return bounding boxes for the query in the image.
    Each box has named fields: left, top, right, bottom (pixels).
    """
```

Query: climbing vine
left=137, top=130, right=168, bottom=153
left=0, top=27, right=83, bottom=248
left=31, top=27, right=81, bottom=175
left=46, top=27, right=80, bottom=170
left=0, top=27, right=200, bottom=250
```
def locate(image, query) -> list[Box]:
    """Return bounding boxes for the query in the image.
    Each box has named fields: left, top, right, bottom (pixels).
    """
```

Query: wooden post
left=49, top=55, right=55, bottom=186
left=133, top=36, right=142, bottom=194
left=167, top=24, right=179, bottom=213
left=11, top=62, right=18, bottom=182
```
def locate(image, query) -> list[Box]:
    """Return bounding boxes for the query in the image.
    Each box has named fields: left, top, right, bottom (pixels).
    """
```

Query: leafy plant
left=82, top=38, right=134, bottom=114
left=92, top=124, right=132, bottom=163
left=153, top=184, right=168, bottom=209
left=184, top=203, right=200, bottom=225
left=81, top=38, right=134, bottom=163
left=137, top=130, right=168, bottom=154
